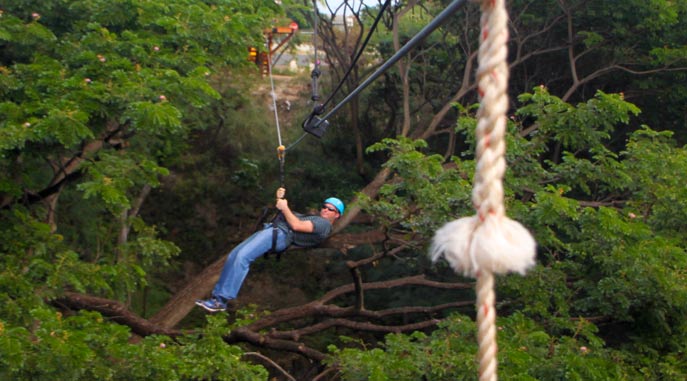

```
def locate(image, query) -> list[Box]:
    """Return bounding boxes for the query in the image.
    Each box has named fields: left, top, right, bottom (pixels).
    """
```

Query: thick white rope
left=477, top=272, right=497, bottom=380
left=429, top=1, right=536, bottom=380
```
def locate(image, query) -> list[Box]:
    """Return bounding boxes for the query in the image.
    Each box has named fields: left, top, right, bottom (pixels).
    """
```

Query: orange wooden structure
left=248, top=22, right=299, bottom=76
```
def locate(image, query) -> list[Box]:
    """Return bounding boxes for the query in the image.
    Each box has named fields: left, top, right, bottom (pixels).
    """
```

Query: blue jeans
left=212, top=224, right=290, bottom=301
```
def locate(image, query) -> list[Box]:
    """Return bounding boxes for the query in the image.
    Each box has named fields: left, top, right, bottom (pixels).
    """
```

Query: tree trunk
left=149, top=254, right=226, bottom=328
left=333, top=167, right=390, bottom=234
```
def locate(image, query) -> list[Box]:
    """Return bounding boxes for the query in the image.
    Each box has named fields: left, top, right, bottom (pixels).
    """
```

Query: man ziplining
left=196, top=187, right=345, bottom=312
left=195, top=9, right=348, bottom=312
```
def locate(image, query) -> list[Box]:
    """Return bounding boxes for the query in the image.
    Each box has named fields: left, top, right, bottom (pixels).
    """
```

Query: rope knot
left=429, top=215, right=535, bottom=277
left=431, top=0, right=535, bottom=278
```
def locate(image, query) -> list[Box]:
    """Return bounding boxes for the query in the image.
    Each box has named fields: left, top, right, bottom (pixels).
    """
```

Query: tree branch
left=53, top=292, right=181, bottom=337
left=50, top=276, right=473, bottom=363
left=270, top=317, right=444, bottom=341
left=2, top=120, right=124, bottom=209
left=243, top=352, right=296, bottom=381
left=227, top=328, right=327, bottom=362
left=240, top=275, right=472, bottom=333
left=118, top=184, right=152, bottom=246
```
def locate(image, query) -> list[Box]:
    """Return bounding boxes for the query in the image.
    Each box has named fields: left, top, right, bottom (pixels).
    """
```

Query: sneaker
left=195, top=297, right=227, bottom=312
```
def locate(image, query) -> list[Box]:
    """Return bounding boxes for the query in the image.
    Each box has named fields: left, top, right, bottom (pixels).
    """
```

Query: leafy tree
left=329, top=88, right=687, bottom=379
left=2, top=1, right=686, bottom=380
left=1, top=0, right=281, bottom=378
left=329, top=313, right=637, bottom=381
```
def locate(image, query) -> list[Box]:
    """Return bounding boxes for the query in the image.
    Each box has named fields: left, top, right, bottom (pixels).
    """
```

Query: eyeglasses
left=322, top=205, right=337, bottom=213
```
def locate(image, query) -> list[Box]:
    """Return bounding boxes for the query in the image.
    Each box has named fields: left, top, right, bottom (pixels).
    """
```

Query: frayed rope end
left=430, top=214, right=536, bottom=278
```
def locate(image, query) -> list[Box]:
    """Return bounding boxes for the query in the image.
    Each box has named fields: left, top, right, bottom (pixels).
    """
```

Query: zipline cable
left=268, top=47, right=283, bottom=148
left=285, top=132, right=308, bottom=151
left=263, top=40, right=288, bottom=260
left=306, top=0, right=469, bottom=131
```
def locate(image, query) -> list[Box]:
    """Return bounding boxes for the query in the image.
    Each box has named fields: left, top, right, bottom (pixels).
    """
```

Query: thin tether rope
left=267, top=48, right=283, bottom=148
left=266, top=43, right=287, bottom=186
left=285, top=132, right=308, bottom=151
left=282, top=0, right=321, bottom=152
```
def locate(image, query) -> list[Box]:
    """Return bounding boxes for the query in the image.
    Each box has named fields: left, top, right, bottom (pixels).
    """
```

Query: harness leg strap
left=271, top=224, right=281, bottom=261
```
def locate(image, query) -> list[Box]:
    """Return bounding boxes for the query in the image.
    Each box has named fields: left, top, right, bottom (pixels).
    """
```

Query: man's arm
left=275, top=198, right=314, bottom=233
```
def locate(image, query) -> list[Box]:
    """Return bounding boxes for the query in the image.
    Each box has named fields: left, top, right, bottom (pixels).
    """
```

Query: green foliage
left=352, top=89, right=687, bottom=378
left=0, top=309, right=267, bottom=380
left=77, top=152, right=169, bottom=214
left=329, top=313, right=636, bottom=381
left=2, top=0, right=687, bottom=379
left=361, top=137, right=472, bottom=237
left=2, top=211, right=83, bottom=295
left=1, top=1, right=281, bottom=379
left=517, top=88, right=641, bottom=153
left=124, top=101, right=183, bottom=134
left=622, top=127, right=687, bottom=232
left=0, top=209, right=262, bottom=381
left=578, top=31, right=604, bottom=49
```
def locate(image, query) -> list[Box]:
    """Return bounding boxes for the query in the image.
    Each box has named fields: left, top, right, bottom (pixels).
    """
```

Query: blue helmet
left=324, top=197, right=345, bottom=215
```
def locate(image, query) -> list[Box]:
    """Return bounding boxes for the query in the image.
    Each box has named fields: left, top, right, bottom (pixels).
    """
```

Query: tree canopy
left=1, top=0, right=686, bottom=380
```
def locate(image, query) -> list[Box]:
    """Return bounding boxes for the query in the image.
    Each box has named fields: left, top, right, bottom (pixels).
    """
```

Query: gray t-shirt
left=277, top=213, right=332, bottom=248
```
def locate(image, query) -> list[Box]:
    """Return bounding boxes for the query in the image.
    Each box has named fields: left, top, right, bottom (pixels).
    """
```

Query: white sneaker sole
left=195, top=300, right=226, bottom=312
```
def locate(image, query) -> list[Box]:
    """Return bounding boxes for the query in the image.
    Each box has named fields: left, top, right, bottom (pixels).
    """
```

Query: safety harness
left=266, top=212, right=286, bottom=261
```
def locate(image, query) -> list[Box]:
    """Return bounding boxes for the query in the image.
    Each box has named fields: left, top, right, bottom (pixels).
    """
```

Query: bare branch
left=243, top=352, right=296, bottom=381
left=350, top=266, right=365, bottom=310
left=313, top=366, right=340, bottom=381
left=118, top=184, right=152, bottom=246
left=345, top=243, right=406, bottom=269
left=50, top=276, right=473, bottom=363
left=238, top=275, right=473, bottom=333
left=227, top=327, right=328, bottom=361
left=270, top=317, right=444, bottom=340
left=612, top=64, right=687, bottom=76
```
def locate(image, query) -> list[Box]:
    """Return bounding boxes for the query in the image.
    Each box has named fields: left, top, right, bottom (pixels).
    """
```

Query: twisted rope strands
left=473, top=0, right=509, bottom=221
left=474, top=2, right=508, bottom=379
left=476, top=272, right=497, bottom=381
left=430, top=0, right=535, bottom=379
